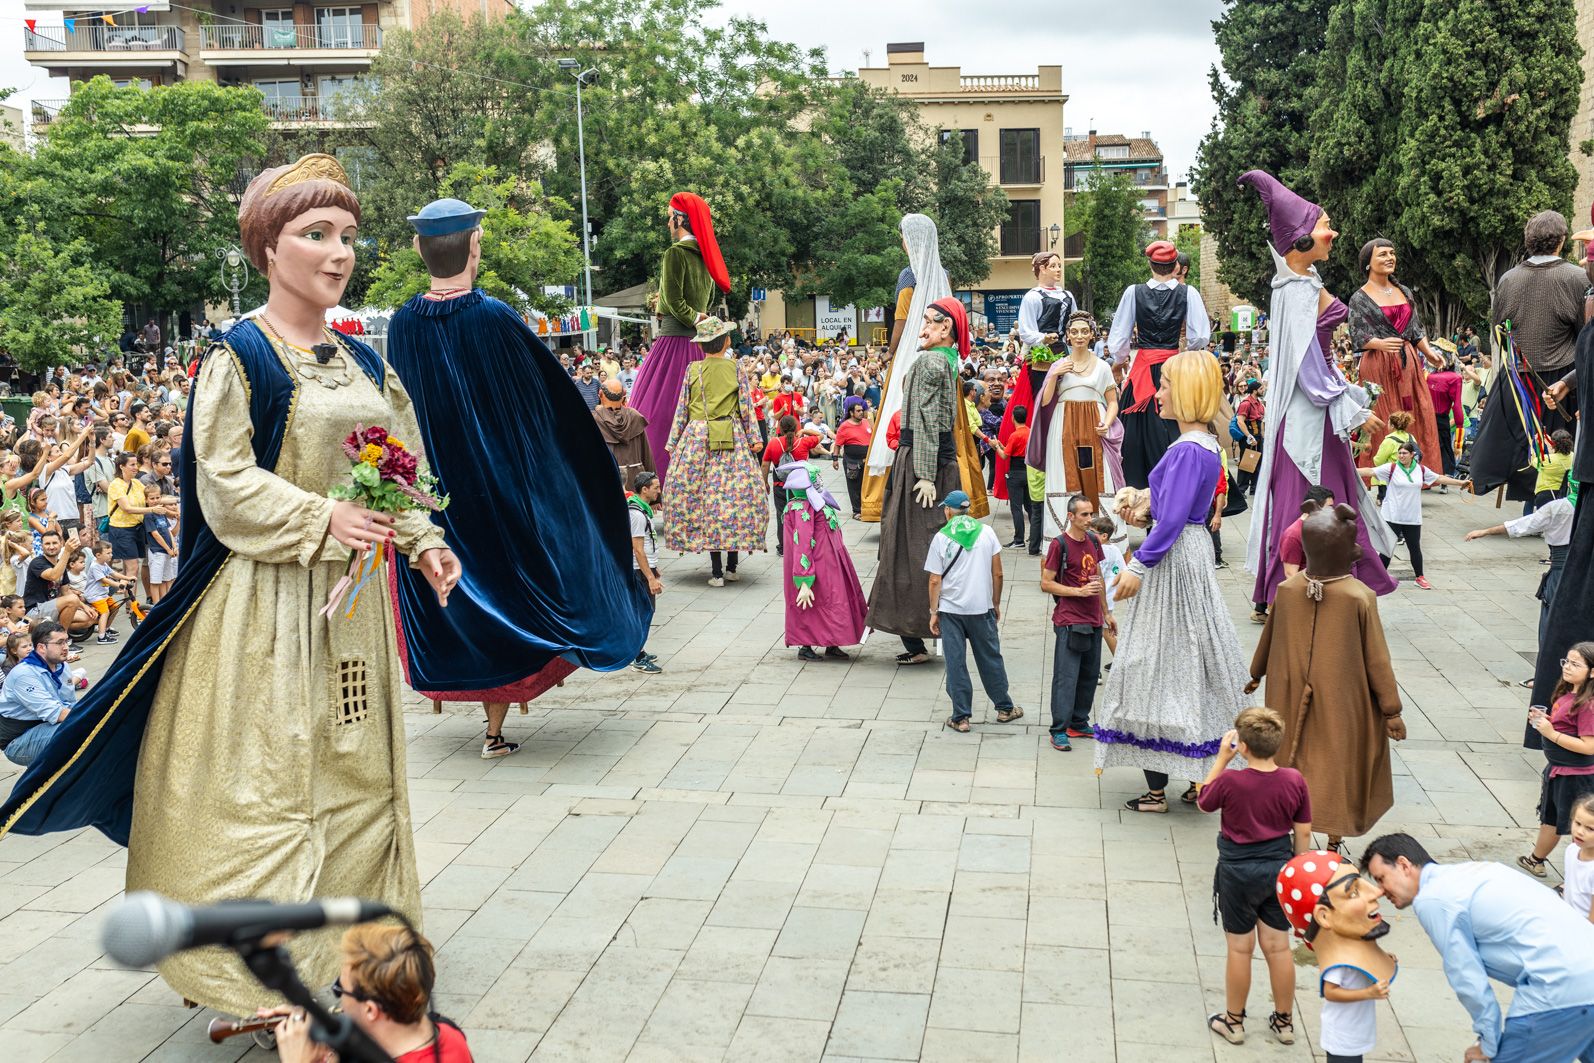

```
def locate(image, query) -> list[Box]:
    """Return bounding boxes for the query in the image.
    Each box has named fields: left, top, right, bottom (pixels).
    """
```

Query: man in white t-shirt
left=925, top=490, right=1019, bottom=732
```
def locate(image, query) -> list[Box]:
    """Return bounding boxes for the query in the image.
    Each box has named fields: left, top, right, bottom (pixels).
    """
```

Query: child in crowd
left=1, top=631, right=27, bottom=676
left=1519, top=642, right=1594, bottom=877
left=1196, top=706, right=1312, bottom=1047
left=0, top=594, right=28, bottom=639
left=1529, top=429, right=1575, bottom=513
left=1040, top=494, right=1112, bottom=752
left=1356, top=441, right=1470, bottom=589
left=1089, top=514, right=1126, bottom=657
left=0, top=510, right=30, bottom=596
left=79, top=541, right=132, bottom=645
left=143, top=482, right=178, bottom=604
left=25, top=487, right=56, bottom=556
left=1564, top=793, right=1594, bottom=923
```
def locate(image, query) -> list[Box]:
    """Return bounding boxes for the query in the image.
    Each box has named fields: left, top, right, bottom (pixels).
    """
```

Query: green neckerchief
left=930, top=344, right=958, bottom=370
left=628, top=494, right=654, bottom=519
left=1395, top=458, right=1418, bottom=480
left=940, top=514, right=983, bottom=550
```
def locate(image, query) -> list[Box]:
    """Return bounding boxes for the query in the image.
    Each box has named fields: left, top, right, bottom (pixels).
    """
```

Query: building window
left=939, top=128, right=978, bottom=166
left=1096, top=144, right=1130, bottom=160
left=254, top=78, right=298, bottom=112
left=1001, top=199, right=1041, bottom=256
left=316, top=7, right=363, bottom=48
left=261, top=9, right=297, bottom=47
left=1000, top=128, right=1041, bottom=184
left=318, top=75, right=360, bottom=112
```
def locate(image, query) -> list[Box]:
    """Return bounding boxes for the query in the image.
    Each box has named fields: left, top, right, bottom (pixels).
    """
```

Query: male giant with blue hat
left=385, top=198, right=652, bottom=754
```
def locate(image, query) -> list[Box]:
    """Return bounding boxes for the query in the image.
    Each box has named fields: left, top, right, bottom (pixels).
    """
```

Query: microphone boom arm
left=235, top=938, right=393, bottom=1063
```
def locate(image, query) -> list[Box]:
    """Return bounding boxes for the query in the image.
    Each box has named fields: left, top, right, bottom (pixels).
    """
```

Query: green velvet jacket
left=659, top=239, right=716, bottom=336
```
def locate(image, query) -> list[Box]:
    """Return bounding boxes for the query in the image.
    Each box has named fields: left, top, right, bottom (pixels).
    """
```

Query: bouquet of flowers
left=322, top=425, right=448, bottom=619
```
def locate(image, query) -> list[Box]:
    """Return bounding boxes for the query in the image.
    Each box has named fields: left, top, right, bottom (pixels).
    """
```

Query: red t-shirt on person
left=771, top=392, right=805, bottom=420
left=1279, top=516, right=1307, bottom=570
left=763, top=434, right=817, bottom=465
left=1043, top=532, right=1105, bottom=628
left=1005, top=424, right=1031, bottom=467
left=834, top=419, right=872, bottom=448
left=395, top=1021, right=473, bottom=1062
left=1196, top=766, right=1312, bottom=845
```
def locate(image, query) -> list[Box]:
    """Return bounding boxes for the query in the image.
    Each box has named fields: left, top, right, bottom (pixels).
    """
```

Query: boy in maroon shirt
left=1040, top=494, right=1114, bottom=751
left=1196, top=706, right=1313, bottom=1047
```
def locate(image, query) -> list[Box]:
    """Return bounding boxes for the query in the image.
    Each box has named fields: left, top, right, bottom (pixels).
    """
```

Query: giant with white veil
left=859, top=214, right=987, bottom=520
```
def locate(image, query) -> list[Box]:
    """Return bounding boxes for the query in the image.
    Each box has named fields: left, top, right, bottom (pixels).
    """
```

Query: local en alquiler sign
left=815, top=295, right=856, bottom=342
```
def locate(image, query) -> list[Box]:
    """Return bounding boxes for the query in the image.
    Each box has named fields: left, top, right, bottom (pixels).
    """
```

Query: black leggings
left=1144, top=771, right=1171, bottom=791
left=1326, top=1055, right=1363, bottom=1063
left=1383, top=521, right=1422, bottom=578
left=710, top=551, right=739, bottom=577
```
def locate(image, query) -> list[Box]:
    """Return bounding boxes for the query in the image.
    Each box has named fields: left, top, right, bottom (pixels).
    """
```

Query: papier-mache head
left=1237, top=170, right=1323, bottom=255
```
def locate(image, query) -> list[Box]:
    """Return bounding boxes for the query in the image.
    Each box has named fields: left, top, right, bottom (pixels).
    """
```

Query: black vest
left=1034, top=288, right=1075, bottom=336
left=1133, top=283, right=1186, bottom=349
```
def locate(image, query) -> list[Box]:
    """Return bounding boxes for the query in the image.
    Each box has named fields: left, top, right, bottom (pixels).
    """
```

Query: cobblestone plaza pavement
left=0, top=474, right=1561, bottom=1061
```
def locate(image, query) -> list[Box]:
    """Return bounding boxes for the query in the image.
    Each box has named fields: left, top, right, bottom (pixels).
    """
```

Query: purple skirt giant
left=630, top=334, right=702, bottom=486
left=1252, top=415, right=1397, bottom=605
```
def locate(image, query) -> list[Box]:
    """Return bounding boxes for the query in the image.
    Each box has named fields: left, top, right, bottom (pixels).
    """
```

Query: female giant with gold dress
left=0, top=155, right=460, bottom=1016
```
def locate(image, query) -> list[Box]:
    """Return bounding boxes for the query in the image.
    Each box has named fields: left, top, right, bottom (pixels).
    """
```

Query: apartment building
left=1063, top=129, right=1171, bottom=239
left=853, top=42, right=1068, bottom=335
left=21, top=0, right=511, bottom=130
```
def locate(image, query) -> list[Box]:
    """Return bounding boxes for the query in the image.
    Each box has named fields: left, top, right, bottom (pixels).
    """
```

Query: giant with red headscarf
left=864, top=296, right=971, bottom=657
left=629, top=192, right=731, bottom=484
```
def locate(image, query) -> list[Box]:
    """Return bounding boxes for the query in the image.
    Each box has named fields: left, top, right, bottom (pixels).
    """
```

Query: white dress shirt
left=1106, top=278, right=1211, bottom=363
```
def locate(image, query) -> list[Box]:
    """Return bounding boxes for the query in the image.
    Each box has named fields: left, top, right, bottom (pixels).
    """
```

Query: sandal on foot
left=1518, top=853, right=1549, bottom=878
left=996, top=707, right=1024, bottom=723
left=946, top=716, right=971, bottom=733
left=1181, top=783, right=1199, bottom=804
left=1208, top=1010, right=1245, bottom=1045
left=481, top=733, right=521, bottom=760
left=1126, top=790, right=1168, bottom=814
left=1268, top=1011, right=1294, bottom=1045
left=895, top=651, right=930, bottom=666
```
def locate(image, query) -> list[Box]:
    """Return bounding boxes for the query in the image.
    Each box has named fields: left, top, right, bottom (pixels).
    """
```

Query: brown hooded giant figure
left=594, top=380, right=656, bottom=490
left=1248, top=502, right=1406, bottom=842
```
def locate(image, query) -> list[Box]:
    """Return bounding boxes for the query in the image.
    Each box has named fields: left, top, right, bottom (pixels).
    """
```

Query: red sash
left=1124, top=348, right=1179, bottom=414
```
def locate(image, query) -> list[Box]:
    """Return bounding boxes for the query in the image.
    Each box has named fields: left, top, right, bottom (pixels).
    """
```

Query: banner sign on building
left=815, top=296, right=857, bottom=341
left=982, top=291, right=1027, bottom=334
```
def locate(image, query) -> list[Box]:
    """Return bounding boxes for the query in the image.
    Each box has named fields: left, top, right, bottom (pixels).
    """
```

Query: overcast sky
left=2, top=1, right=1225, bottom=178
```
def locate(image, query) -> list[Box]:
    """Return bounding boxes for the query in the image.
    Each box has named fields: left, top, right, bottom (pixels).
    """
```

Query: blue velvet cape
left=387, top=290, right=651, bottom=690
left=0, top=321, right=387, bottom=843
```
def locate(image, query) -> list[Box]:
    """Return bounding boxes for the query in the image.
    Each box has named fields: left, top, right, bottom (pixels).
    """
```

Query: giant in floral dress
left=663, top=354, right=767, bottom=552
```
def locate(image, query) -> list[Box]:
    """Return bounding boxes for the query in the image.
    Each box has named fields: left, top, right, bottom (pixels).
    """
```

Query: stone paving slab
left=0, top=474, right=1557, bottom=1060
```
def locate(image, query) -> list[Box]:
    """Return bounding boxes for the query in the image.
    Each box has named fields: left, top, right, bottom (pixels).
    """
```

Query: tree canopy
left=1067, top=168, right=1152, bottom=316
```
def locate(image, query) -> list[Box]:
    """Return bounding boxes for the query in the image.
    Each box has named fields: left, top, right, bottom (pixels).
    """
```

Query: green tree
left=1070, top=168, right=1151, bottom=316
left=365, top=164, right=583, bottom=317
left=0, top=224, right=121, bottom=372
left=29, top=77, right=270, bottom=315
left=1192, top=0, right=1336, bottom=306
left=1174, top=223, right=1203, bottom=291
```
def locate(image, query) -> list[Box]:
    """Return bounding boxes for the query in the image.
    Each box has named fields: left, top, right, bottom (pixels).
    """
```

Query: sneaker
left=639, top=651, right=658, bottom=663
left=1065, top=725, right=1095, bottom=739
left=95, top=634, right=117, bottom=645
left=707, top=576, right=725, bottom=588
left=632, top=657, right=662, bottom=674
left=1250, top=609, right=1267, bottom=625
left=481, top=734, right=520, bottom=760
left=1050, top=734, right=1072, bottom=752
left=725, top=571, right=741, bottom=582
left=1214, top=560, right=1228, bottom=569
left=1414, top=576, right=1432, bottom=590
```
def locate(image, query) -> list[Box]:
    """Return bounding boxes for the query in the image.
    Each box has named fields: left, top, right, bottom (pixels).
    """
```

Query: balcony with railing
left=30, top=98, right=70, bottom=129
left=23, top=24, right=186, bottom=68
left=261, top=95, right=367, bottom=125
left=199, top=24, right=383, bottom=63
left=959, top=74, right=1039, bottom=92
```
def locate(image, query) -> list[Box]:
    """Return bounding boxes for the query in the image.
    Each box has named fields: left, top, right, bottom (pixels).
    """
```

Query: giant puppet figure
left=0, top=155, right=460, bottom=1016
left=1105, top=240, right=1211, bottom=488
left=866, top=295, right=976, bottom=664
left=385, top=198, right=653, bottom=757
left=630, top=191, right=731, bottom=485
left=1249, top=501, right=1405, bottom=848
left=1237, top=170, right=1395, bottom=607
left=860, top=214, right=987, bottom=522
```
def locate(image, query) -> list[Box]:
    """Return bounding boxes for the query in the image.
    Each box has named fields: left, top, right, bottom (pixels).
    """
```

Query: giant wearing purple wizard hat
left=1237, top=171, right=1396, bottom=604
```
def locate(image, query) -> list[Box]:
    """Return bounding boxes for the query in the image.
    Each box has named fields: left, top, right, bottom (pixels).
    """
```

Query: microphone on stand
left=102, top=892, right=394, bottom=968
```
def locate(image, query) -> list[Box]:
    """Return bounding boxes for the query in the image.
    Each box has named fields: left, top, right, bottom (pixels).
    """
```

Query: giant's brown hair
left=237, top=154, right=362, bottom=273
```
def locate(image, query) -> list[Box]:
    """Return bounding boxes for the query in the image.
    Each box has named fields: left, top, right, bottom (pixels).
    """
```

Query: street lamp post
left=216, top=245, right=249, bottom=320
left=558, top=59, right=597, bottom=329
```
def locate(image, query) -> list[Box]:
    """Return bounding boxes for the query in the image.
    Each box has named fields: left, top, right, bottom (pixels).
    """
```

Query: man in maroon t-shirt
left=1040, top=494, right=1115, bottom=751
left=1278, top=485, right=1336, bottom=579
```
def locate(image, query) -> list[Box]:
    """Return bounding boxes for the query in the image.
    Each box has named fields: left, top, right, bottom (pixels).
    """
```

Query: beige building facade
left=852, top=43, right=1067, bottom=335
left=21, top=0, right=511, bottom=130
